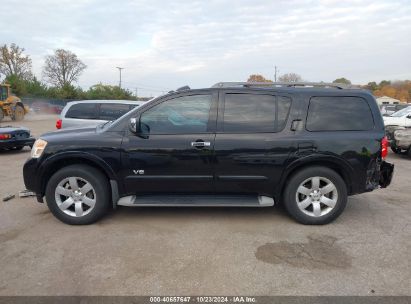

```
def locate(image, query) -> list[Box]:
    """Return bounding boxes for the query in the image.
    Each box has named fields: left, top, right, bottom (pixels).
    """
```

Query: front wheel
left=45, top=165, right=110, bottom=224
left=284, top=166, right=348, bottom=225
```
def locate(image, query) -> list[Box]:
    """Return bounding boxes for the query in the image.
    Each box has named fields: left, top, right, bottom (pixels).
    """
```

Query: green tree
left=366, top=81, right=378, bottom=91
left=4, top=74, right=28, bottom=96
left=379, top=80, right=391, bottom=87
left=86, top=84, right=134, bottom=100
left=333, top=78, right=351, bottom=85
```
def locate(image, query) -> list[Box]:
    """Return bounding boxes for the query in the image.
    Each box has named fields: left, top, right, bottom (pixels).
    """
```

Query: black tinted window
left=141, top=95, right=212, bottom=134
left=99, top=103, right=135, bottom=120
left=66, top=103, right=98, bottom=119
left=306, top=96, right=374, bottom=131
left=223, top=94, right=290, bottom=132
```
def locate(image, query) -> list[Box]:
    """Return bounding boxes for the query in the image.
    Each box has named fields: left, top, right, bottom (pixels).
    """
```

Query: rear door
left=120, top=90, right=217, bottom=194
left=214, top=90, right=295, bottom=196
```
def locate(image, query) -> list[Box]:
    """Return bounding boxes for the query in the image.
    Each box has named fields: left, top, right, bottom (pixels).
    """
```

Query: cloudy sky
left=1, top=0, right=410, bottom=96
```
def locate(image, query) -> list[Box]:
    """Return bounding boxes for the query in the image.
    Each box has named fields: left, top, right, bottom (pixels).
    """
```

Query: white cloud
left=0, top=0, right=410, bottom=95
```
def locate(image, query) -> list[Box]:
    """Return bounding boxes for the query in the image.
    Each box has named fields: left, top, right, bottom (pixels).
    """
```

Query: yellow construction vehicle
left=0, top=84, right=29, bottom=122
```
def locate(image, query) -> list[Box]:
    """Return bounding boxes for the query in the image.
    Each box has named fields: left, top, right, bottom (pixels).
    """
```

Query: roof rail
left=212, top=82, right=355, bottom=90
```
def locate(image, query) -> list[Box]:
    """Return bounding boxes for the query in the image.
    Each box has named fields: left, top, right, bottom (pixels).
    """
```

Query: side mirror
left=129, top=117, right=138, bottom=133
left=129, top=116, right=150, bottom=138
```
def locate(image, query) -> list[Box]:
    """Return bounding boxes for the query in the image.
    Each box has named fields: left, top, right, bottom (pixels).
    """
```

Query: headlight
left=31, top=139, right=48, bottom=158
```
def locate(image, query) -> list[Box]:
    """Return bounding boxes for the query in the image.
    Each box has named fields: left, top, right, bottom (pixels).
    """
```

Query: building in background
left=376, top=96, right=402, bottom=105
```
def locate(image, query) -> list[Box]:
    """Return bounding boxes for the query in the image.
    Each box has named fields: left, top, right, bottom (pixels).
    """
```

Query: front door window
left=140, top=94, right=213, bottom=134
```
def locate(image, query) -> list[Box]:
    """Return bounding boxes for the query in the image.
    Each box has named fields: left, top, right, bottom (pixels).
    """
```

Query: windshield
left=390, top=106, right=411, bottom=117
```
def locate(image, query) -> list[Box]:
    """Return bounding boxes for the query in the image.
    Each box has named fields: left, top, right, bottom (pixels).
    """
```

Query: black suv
left=23, top=82, right=394, bottom=225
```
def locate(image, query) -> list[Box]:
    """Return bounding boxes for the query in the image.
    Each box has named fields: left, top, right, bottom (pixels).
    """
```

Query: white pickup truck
left=392, top=128, right=411, bottom=156
left=383, top=106, right=411, bottom=153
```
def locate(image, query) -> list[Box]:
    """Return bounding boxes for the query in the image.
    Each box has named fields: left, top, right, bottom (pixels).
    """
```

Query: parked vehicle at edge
left=56, top=100, right=143, bottom=129
left=392, top=127, right=411, bottom=156
left=383, top=106, right=411, bottom=152
left=23, top=82, right=394, bottom=225
left=0, top=126, right=35, bottom=151
left=380, top=104, right=409, bottom=117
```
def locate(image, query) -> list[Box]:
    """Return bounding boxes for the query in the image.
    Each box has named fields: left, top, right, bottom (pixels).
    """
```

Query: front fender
left=37, top=151, right=119, bottom=195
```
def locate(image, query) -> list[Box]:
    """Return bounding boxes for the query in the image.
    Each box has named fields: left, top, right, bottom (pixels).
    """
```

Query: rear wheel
left=284, top=166, right=348, bottom=225
left=45, top=165, right=110, bottom=225
left=12, top=105, right=25, bottom=121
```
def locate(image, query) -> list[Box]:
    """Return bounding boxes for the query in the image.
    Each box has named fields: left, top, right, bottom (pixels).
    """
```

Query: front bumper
left=23, top=157, right=43, bottom=202
left=379, top=161, right=394, bottom=188
left=0, top=137, right=35, bottom=149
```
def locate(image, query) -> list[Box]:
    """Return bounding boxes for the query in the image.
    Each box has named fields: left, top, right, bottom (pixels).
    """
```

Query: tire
left=391, top=146, right=401, bottom=154
left=12, top=105, right=25, bottom=121
left=45, top=165, right=110, bottom=225
left=283, top=166, right=348, bottom=225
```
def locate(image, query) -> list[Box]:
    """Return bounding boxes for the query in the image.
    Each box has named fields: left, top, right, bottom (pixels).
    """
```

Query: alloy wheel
left=54, top=177, right=96, bottom=217
left=295, top=176, right=338, bottom=217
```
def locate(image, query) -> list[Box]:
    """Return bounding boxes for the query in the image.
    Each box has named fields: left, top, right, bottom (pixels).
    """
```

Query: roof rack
left=212, top=82, right=355, bottom=90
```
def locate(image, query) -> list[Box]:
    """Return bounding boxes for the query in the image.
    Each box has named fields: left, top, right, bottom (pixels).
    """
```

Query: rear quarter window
left=306, top=96, right=374, bottom=131
left=65, top=103, right=98, bottom=119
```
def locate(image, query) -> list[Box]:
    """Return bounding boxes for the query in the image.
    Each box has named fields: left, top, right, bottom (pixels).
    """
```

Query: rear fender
left=277, top=154, right=356, bottom=197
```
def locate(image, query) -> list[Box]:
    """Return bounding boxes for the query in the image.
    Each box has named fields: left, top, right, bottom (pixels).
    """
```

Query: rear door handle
left=191, top=141, right=211, bottom=148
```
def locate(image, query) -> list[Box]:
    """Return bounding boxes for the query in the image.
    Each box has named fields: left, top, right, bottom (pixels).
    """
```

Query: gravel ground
left=0, top=114, right=410, bottom=296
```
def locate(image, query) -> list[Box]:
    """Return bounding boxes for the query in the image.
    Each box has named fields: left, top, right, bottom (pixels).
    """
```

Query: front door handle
left=191, top=141, right=211, bottom=148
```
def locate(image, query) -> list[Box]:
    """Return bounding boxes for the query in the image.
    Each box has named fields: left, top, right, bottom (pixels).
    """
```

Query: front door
left=121, top=91, right=217, bottom=194
left=214, top=91, right=295, bottom=196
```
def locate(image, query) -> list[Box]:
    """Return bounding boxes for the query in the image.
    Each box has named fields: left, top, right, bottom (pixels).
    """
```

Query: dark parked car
left=23, top=82, right=394, bottom=225
left=0, top=126, right=35, bottom=151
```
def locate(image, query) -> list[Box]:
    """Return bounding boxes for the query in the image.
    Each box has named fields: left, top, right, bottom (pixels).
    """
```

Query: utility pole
left=135, top=88, right=138, bottom=100
left=274, top=66, right=279, bottom=82
left=116, top=67, right=124, bottom=88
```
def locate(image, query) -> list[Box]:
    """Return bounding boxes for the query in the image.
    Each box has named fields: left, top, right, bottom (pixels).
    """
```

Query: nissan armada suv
left=23, top=82, right=394, bottom=225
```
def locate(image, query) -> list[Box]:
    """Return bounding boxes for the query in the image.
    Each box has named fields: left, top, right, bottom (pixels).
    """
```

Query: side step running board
left=117, top=194, right=274, bottom=207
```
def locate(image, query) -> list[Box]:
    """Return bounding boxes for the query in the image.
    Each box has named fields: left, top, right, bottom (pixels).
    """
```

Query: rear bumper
left=0, top=137, right=35, bottom=149
left=379, top=161, right=394, bottom=188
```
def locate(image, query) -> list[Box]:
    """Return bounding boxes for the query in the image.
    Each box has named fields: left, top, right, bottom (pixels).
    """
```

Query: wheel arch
left=276, top=155, right=355, bottom=200
left=38, top=152, right=120, bottom=206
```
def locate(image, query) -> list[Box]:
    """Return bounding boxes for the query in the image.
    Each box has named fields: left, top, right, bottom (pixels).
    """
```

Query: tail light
left=56, top=119, right=62, bottom=129
left=0, top=134, right=11, bottom=140
left=381, top=136, right=389, bottom=159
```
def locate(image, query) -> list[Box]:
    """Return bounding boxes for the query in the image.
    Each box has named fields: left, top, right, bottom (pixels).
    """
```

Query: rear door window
left=306, top=96, right=374, bottom=131
left=65, top=103, right=98, bottom=119
left=99, top=103, right=135, bottom=120
left=222, top=93, right=291, bottom=133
